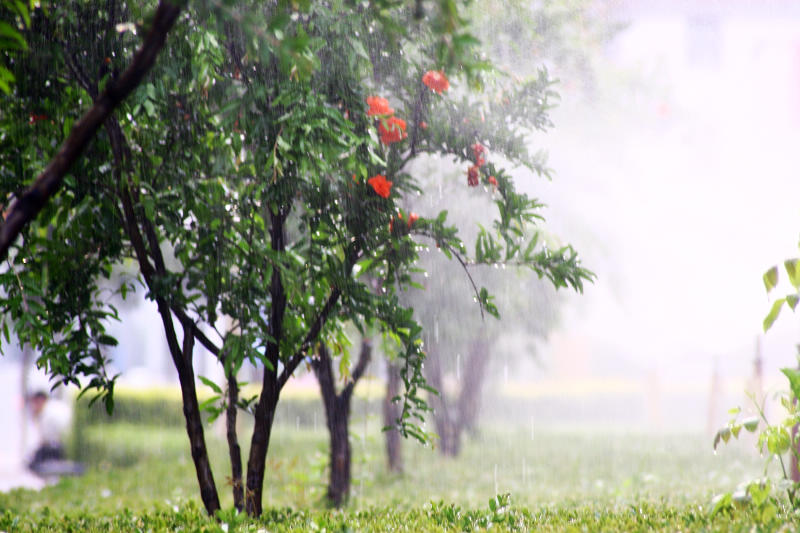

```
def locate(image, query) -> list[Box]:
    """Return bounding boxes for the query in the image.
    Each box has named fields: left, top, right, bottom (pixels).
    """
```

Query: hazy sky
left=531, top=5, right=800, bottom=384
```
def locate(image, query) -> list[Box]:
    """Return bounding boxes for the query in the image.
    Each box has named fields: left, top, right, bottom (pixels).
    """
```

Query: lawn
left=1, top=404, right=795, bottom=531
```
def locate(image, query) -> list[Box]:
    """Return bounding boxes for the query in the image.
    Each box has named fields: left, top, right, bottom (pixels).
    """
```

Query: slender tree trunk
left=225, top=364, right=244, bottom=511
left=426, top=334, right=490, bottom=457
left=172, top=320, right=221, bottom=515
left=313, top=341, right=371, bottom=507
left=116, top=138, right=220, bottom=514
left=383, top=361, right=404, bottom=473
left=245, top=207, right=287, bottom=516
left=245, top=371, right=279, bottom=516
left=456, top=336, right=489, bottom=435
left=425, top=345, right=461, bottom=456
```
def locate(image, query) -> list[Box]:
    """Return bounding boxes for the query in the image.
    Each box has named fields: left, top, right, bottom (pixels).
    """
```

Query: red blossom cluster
left=471, top=142, right=487, bottom=166
left=422, top=70, right=450, bottom=94
left=366, top=96, right=393, bottom=117
left=368, top=174, right=392, bottom=198
left=378, top=116, right=407, bottom=144
left=467, top=165, right=480, bottom=187
left=366, top=95, right=407, bottom=145
left=466, top=142, right=490, bottom=187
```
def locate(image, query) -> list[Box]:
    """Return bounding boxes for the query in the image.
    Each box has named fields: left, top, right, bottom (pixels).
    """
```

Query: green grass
left=1, top=413, right=796, bottom=531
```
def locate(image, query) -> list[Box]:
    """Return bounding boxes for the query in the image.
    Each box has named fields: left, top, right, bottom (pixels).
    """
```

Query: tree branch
left=278, top=286, right=342, bottom=390
left=0, top=0, right=183, bottom=260
left=278, top=239, right=361, bottom=389
left=342, top=339, right=372, bottom=400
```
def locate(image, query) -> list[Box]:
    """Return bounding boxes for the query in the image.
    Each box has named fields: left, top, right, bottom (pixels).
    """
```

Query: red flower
left=366, top=96, right=394, bottom=117
left=378, top=116, right=407, bottom=144
left=488, top=176, right=498, bottom=187
left=472, top=142, right=486, bottom=160
left=422, top=70, right=450, bottom=94
left=408, top=212, right=419, bottom=227
left=475, top=156, right=486, bottom=167
left=368, top=174, right=393, bottom=198
left=419, top=121, right=428, bottom=130
left=28, top=114, right=48, bottom=124
left=467, top=165, right=480, bottom=187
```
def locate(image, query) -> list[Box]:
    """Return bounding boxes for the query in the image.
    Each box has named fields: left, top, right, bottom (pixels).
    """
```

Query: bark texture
left=313, top=340, right=371, bottom=507
left=427, top=336, right=489, bottom=457
left=226, top=364, right=244, bottom=511
left=245, top=207, right=287, bottom=517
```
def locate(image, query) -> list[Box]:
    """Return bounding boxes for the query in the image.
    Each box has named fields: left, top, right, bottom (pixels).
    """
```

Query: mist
left=502, top=0, right=800, bottom=432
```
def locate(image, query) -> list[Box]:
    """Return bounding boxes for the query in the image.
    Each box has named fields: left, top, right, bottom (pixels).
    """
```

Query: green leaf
left=781, top=367, right=800, bottom=400
left=348, top=37, right=370, bottom=62
left=765, top=427, right=791, bottom=455
left=742, top=416, right=759, bottom=432
left=198, top=375, right=223, bottom=394
left=787, top=294, right=799, bottom=311
left=763, top=298, right=785, bottom=332
left=96, top=334, right=118, bottom=346
left=785, top=259, right=800, bottom=289
left=763, top=266, right=779, bottom=293
left=0, top=21, right=27, bottom=50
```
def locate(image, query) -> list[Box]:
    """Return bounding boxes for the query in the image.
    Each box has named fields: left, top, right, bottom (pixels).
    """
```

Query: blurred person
left=25, top=389, right=74, bottom=476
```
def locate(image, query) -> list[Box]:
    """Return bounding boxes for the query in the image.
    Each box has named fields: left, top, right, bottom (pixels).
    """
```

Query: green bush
left=73, top=387, right=187, bottom=428
left=73, top=385, right=383, bottom=429
left=69, top=384, right=383, bottom=465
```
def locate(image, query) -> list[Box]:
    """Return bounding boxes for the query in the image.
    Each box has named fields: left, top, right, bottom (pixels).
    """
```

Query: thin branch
left=447, top=243, right=484, bottom=320
left=278, top=286, right=342, bottom=390
left=342, top=339, right=371, bottom=399
left=278, top=240, right=361, bottom=389
left=0, top=0, right=183, bottom=261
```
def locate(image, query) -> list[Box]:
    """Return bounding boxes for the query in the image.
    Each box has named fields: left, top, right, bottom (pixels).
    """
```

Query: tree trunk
left=383, top=361, right=404, bottom=473
left=244, top=206, right=287, bottom=517
left=313, top=341, right=371, bottom=507
left=426, top=334, right=490, bottom=457
left=245, top=371, right=279, bottom=516
left=456, top=336, right=489, bottom=435
left=425, top=345, right=461, bottom=456
left=118, top=164, right=221, bottom=515
left=173, top=322, right=221, bottom=515
left=225, top=364, right=244, bottom=511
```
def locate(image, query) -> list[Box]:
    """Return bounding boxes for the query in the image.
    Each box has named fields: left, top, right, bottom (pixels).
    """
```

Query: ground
left=1, top=404, right=794, bottom=531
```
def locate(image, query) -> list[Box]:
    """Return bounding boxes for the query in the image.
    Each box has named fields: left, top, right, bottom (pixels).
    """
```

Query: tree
left=410, top=249, right=561, bottom=456
left=1, top=0, right=591, bottom=516
left=312, top=339, right=371, bottom=507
